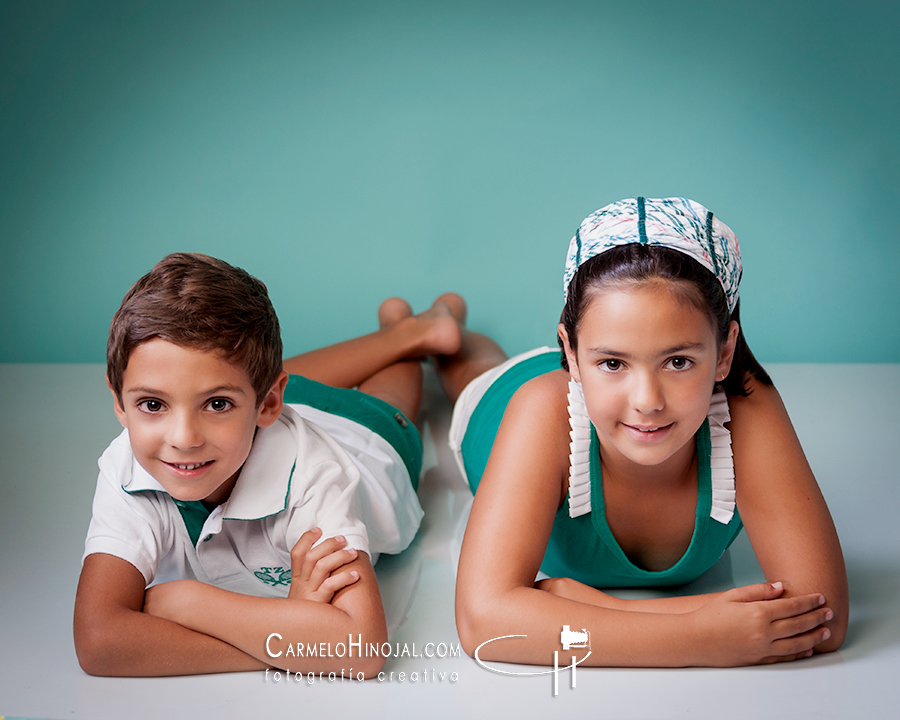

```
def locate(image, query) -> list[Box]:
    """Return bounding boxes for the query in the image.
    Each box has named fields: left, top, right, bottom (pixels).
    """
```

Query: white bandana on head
left=563, top=197, right=742, bottom=314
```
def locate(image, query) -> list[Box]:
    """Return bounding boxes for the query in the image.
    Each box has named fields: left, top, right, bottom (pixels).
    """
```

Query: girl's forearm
left=537, top=577, right=721, bottom=614
left=459, top=580, right=831, bottom=668
left=459, top=585, right=700, bottom=668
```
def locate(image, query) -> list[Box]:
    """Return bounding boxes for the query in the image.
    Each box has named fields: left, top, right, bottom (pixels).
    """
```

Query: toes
left=378, top=297, right=414, bottom=327
left=432, top=293, right=467, bottom=325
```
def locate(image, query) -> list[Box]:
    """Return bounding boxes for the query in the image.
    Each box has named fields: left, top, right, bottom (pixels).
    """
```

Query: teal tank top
left=459, top=349, right=743, bottom=588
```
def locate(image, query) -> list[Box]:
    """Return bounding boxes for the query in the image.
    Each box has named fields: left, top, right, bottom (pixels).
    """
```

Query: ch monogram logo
left=475, top=626, right=592, bottom=696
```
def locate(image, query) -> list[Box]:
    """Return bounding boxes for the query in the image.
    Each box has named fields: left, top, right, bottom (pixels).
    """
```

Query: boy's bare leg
left=282, top=299, right=462, bottom=392
left=431, top=293, right=508, bottom=403
left=356, top=298, right=425, bottom=419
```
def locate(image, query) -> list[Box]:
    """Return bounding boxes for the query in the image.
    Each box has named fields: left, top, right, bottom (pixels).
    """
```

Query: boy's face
left=110, top=338, right=287, bottom=507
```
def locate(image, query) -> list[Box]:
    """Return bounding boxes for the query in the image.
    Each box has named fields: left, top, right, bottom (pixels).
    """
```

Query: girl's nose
left=631, top=372, right=665, bottom=414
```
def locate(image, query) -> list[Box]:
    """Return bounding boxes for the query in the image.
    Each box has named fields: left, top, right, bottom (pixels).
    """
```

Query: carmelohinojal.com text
left=264, top=634, right=461, bottom=684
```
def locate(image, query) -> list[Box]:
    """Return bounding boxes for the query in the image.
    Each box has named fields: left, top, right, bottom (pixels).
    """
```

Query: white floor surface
left=1, top=363, right=898, bottom=719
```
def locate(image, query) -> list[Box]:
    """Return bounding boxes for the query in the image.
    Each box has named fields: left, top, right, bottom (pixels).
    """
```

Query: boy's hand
left=288, top=528, right=360, bottom=603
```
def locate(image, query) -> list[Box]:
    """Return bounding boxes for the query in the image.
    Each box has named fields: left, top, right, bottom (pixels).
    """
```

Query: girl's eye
left=206, top=398, right=233, bottom=412
left=137, top=399, right=164, bottom=413
left=600, top=359, right=622, bottom=372
left=667, top=357, right=693, bottom=370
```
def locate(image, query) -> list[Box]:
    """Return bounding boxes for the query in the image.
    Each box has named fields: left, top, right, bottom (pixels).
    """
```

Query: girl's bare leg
left=431, top=293, right=508, bottom=403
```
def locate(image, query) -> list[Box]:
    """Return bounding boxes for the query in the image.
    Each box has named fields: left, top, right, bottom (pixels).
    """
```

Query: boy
left=74, top=252, right=463, bottom=676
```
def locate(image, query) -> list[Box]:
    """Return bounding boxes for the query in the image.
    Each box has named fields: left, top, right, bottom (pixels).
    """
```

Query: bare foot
left=432, top=292, right=467, bottom=326
left=404, top=302, right=463, bottom=357
left=378, top=297, right=414, bottom=328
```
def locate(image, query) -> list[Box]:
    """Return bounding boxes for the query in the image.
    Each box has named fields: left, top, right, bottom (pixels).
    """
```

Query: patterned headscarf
left=563, top=197, right=742, bottom=313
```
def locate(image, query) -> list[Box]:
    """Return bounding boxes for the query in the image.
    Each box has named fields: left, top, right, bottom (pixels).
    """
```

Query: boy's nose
left=166, top=412, right=204, bottom=449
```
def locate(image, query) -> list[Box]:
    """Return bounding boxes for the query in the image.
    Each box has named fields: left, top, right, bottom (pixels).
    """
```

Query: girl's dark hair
left=558, top=244, right=771, bottom=396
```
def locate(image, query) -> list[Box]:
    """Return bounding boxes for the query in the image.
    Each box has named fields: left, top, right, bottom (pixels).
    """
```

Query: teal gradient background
left=2, top=0, right=898, bottom=363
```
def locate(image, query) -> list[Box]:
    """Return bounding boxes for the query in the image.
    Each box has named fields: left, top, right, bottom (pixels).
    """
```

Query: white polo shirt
left=83, top=405, right=423, bottom=597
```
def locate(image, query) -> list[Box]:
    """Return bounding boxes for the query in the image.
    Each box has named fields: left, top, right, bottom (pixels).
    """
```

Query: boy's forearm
left=146, top=579, right=387, bottom=674
left=75, top=602, right=267, bottom=676
left=152, top=580, right=387, bottom=672
left=75, top=553, right=267, bottom=676
left=76, top=549, right=386, bottom=677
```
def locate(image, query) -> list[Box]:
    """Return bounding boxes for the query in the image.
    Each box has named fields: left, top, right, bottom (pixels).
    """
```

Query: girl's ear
left=716, top=321, right=740, bottom=381
left=257, top=371, right=289, bottom=428
left=557, top=324, right=580, bottom=382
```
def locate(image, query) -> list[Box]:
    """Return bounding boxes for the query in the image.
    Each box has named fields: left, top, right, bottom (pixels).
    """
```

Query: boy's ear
left=256, top=371, right=289, bottom=428
left=106, top=376, right=128, bottom=428
left=717, top=321, right=740, bottom=381
left=557, top=323, right=580, bottom=382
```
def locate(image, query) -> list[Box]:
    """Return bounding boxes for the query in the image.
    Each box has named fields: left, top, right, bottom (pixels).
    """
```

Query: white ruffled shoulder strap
left=707, top=390, right=736, bottom=524
left=566, top=379, right=592, bottom=518
left=566, top=381, right=735, bottom=525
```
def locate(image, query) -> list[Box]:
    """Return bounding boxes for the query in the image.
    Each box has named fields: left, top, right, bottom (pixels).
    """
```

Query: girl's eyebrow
left=659, top=342, right=707, bottom=355
left=585, top=341, right=707, bottom=358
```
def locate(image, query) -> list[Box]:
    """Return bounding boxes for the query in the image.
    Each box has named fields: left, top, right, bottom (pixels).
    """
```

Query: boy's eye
left=600, top=359, right=622, bottom=371
left=137, top=399, right=164, bottom=413
left=206, top=398, right=233, bottom=412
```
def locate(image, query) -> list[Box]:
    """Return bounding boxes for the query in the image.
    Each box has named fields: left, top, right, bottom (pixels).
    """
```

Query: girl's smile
left=561, top=280, right=737, bottom=476
left=622, top=422, right=675, bottom=442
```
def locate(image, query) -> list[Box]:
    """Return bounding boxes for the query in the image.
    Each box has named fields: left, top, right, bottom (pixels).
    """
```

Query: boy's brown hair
left=107, top=253, right=283, bottom=406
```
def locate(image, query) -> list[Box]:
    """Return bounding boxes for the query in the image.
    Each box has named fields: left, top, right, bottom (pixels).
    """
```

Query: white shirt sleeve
left=282, top=420, right=370, bottom=558
left=81, top=431, right=174, bottom=585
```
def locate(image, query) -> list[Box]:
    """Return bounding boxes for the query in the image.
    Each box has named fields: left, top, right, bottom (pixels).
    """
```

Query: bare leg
left=282, top=299, right=462, bottom=390
left=431, top=293, right=508, bottom=403
left=356, top=299, right=424, bottom=420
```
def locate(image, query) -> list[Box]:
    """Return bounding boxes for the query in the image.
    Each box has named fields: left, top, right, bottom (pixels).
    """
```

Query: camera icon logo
left=560, top=625, right=590, bottom=650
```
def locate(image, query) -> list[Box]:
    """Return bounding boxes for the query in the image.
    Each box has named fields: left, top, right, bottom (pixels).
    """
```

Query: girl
left=442, top=197, right=848, bottom=667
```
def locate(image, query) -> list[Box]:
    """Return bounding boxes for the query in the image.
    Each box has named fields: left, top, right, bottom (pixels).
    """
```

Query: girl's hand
left=691, top=581, right=834, bottom=666
left=288, top=528, right=360, bottom=603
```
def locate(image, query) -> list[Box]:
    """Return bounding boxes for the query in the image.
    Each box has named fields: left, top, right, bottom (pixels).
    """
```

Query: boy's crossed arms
left=74, top=528, right=386, bottom=676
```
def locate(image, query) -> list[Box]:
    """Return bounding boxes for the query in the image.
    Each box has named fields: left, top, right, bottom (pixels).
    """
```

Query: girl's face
left=560, top=281, right=737, bottom=471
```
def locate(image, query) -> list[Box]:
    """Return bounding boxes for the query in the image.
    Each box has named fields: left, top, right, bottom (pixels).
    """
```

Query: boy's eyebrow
left=585, top=341, right=707, bottom=358
left=199, top=385, right=250, bottom=396
left=123, top=385, right=250, bottom=397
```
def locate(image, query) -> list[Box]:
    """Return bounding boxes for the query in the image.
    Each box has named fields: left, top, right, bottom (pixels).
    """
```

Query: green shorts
left=449, top=348, right=562, bottom=494
left=284, top=374, right=423, bottom=490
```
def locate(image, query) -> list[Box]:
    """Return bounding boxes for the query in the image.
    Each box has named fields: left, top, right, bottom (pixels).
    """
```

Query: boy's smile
left=110, top=338, right=284, bottom=507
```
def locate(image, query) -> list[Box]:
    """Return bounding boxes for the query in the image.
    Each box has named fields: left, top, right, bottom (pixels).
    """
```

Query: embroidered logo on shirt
left=255, top=566, right=292, bottom=587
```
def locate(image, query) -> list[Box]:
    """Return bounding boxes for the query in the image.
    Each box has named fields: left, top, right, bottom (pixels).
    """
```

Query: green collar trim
left=171, top=499, right=214, bottom=547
